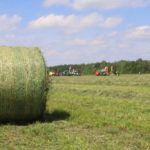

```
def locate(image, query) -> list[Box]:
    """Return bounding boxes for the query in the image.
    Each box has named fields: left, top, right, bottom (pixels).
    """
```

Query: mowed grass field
left=0, top=75, right=150, bottom=150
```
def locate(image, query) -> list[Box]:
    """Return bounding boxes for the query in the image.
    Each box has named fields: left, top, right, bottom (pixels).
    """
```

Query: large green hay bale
left=0, top=46, right=48, bottom=122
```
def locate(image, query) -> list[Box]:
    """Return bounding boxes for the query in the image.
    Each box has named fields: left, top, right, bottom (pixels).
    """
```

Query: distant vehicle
left=96, top=66, right=114, bottom=76
left=49, top=72, right=55, bottom=76
left=61, top=70, right=70, bottom=76
left=49, top=66, right=80, bottom=77
left=61, top=70, right=80, bottom=76
left=72, top=71, right=80, bottom=76
left=49, top=71, right=59, bottom=76
left=59, top=66, right=80, bottom=76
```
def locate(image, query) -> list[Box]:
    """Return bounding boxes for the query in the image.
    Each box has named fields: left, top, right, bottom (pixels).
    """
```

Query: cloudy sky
left=0, top=0, right=150, bottom=66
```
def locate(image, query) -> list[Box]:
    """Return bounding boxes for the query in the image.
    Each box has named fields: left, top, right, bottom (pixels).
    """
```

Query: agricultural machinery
left=49, top=66, right=80, bottom=76
left=95, top=66, right=114, bottom=76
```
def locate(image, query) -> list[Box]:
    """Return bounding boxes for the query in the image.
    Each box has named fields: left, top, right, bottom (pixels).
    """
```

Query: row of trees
left=49, top=59, right=150, bottom=75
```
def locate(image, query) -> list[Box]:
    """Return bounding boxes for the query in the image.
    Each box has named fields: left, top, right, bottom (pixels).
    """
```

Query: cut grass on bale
left=0, top=46, right=47, bottom=122
left=0, top=75, right=150, bottom=149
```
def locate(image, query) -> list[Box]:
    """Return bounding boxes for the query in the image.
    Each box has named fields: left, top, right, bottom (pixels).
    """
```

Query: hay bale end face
left=0, top=46, right=48, bottom=122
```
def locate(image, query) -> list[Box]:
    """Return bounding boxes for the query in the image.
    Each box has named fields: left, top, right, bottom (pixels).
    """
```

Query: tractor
left=95, top=66, right=114, bottom=76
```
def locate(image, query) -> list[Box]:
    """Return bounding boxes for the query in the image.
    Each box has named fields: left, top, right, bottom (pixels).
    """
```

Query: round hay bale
left=0, top=46, right=48, bottom=122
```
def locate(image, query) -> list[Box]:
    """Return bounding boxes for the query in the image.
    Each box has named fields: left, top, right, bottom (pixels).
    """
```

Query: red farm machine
left=95, top=66, right=114, bottom=76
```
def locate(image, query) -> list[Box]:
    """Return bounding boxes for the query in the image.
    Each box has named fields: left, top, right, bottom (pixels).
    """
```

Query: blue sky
left=0, top=0, right=150, bottom=66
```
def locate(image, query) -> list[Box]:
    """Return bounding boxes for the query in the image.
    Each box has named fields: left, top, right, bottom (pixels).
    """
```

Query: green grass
left=0, top=75, right=150, bottom=150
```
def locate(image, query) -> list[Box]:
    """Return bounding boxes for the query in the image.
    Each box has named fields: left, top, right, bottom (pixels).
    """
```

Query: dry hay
left=0, top=46, right=48, bottom=122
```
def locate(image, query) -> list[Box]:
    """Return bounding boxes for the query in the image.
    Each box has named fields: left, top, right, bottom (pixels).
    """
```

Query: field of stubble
left=0, top=75, right=150, bottom=150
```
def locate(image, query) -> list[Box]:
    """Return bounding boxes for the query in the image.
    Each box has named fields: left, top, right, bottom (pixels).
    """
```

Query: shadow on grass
left=0, top=110, right=70, bottom=126
left=41, top=110, right=70, bottom=123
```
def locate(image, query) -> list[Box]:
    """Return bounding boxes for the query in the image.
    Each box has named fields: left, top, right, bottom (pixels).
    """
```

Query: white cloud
left=67, top=38, right=105, bottom=47
left=126, top=25, right=150, bottom=39
left=0, top=15, right=21, bottom=32
left=43, top=0, right=150, bottom=9
left=29, top=13, right=122, bottom=32
left=1, top=25, right=150, bottom=65
left=43, top=0, right=70, bottom=7
left=45, top=49, right=61, bottom=57
left=102, top=17, right=123, bottom=28
left=69, top=38, right=87, bottom=46
left=73, top=0, right=150, bottom=10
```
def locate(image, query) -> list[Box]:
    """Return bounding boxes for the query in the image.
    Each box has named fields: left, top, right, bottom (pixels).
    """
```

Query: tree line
left=49, top=59, right=150, bottom=75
